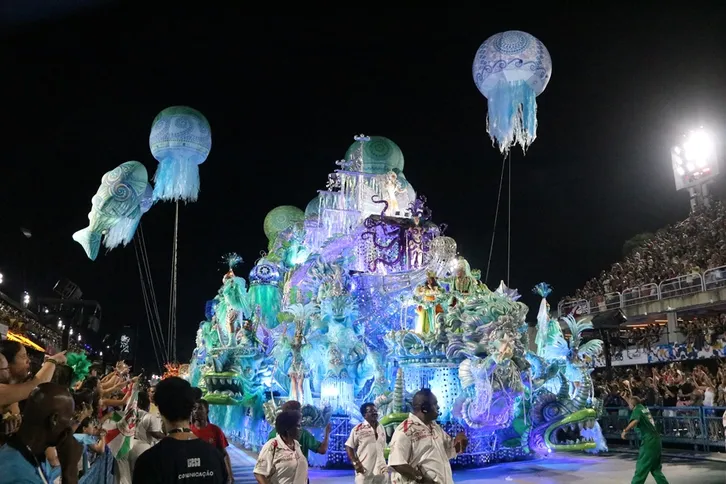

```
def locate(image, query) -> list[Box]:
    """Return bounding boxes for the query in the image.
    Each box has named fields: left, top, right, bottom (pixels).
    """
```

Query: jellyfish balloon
left=472, top=30, right=552, bottom=154
left=149, top=106, right=212, bottom=203
left=73, top=161, right=149, bottom=261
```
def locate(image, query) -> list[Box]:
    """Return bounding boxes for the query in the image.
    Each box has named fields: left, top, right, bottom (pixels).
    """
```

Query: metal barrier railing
left=600, top=406, right=726, bottom=452
left=558, top=264, right=726, bottom=317
left=658, top=273, right=704, bottom=300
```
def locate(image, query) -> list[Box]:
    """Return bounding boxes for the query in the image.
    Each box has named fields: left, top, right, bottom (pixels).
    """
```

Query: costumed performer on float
left=345, top=402, right=388, bottom=484
left=413, top=273, right=444, bottom=334
left=388, top=389, right=467, bottom=484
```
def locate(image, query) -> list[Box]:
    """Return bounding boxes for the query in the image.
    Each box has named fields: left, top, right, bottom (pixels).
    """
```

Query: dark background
left=2, top=3, right=726, bottom=371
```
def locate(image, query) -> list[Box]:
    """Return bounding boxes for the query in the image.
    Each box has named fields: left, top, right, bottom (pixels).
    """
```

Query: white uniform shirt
left=135, top=410, right=163, bottom=445
left=254, top=435, right=309, bottom=484
left=387, top=413, right=458, bottom=484
left=345, top=421, right=388, bottom=483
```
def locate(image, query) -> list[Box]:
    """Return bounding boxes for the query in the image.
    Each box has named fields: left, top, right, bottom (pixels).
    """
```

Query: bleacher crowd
left=572, top=201, right=726, bottom=302
left=594, top=361, right=726, bottom=408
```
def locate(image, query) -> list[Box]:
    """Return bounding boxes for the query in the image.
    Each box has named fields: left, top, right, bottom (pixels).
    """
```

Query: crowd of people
left=678, top=314, right=726, bottom=349
left=571, top=201, right=726, bottom=302
left=0, top=340, right=234, bottom=484
left=594, top=361, right=726, bottom=408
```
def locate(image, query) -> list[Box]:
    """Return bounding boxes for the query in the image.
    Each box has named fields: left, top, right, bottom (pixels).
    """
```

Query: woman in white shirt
left=254, top=410, right=308, bottom=484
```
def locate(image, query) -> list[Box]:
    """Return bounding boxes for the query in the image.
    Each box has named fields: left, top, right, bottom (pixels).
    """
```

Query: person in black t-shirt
left=133, top=377, right=227, bottom=484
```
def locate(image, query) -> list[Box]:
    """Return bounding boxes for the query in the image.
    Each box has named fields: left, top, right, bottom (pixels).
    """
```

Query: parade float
left=186, top=134, right=608, bottom=467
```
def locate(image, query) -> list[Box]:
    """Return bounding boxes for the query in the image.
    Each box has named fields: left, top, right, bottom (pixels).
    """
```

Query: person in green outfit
left=267, top=400, right=331, bottom=461
left=621, top=396, right=670, bottom=484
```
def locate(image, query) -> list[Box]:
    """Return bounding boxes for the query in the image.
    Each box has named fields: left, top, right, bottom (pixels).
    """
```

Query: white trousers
left=355, top=473, right=389, bottom=484
left=128, top=440, right=152, bottom=476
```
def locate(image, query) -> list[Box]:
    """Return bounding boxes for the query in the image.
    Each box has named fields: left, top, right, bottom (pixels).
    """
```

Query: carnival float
left=185, top=133, right=609, bottom=466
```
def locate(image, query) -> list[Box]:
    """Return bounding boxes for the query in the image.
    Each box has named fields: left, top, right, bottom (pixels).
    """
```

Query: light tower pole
left=671, top=128, right=719, bottom=212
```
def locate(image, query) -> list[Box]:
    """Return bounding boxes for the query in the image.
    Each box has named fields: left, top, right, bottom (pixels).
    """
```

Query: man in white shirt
left=388, top=389, right=467, bottom=484
left=128, top=391, right=165, bottom=475
left=346, top=402, right=388, bottom=484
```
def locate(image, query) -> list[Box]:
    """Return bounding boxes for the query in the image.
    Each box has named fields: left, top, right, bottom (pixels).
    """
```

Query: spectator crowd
left=594, top=361, right=726, bottom=408
left=0, top=340, right=234, bottom=484
left=572, top=201, right=726, bottom=302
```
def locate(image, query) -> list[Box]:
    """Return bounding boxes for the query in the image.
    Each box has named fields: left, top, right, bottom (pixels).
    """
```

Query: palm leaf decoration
left=577, top=339, right=604, bottom=359
left=561, top=314, right=594, bottom=347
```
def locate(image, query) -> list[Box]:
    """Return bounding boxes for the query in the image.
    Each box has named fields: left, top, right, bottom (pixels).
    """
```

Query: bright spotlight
left=22, top=291, right=30, bottom=308
left=0, top=273, right=4, bottom=284
left=671, top=127, right=719, bottom=198
left=683, top=129, right=715, bottom=166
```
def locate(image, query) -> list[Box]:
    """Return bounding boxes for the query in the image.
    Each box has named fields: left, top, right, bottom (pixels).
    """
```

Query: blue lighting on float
left=186, top=135, right=606, bottom=467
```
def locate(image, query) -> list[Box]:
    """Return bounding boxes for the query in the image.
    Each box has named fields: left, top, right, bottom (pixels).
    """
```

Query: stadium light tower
left=671, top=127, right=719, bottom=211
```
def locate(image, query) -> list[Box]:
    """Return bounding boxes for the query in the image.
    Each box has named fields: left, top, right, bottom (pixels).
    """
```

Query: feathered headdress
left=532, top=282, right=553, bottom=299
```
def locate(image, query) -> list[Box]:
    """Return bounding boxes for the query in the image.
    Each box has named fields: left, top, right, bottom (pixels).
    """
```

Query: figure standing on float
left=413, top=274, right=444, bottom=334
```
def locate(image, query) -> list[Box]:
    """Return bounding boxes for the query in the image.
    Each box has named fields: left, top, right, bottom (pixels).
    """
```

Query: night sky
left=2, top=4, right=726, bottom=371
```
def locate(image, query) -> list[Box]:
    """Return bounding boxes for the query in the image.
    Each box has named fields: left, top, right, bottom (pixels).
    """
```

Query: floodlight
left=671, top=127, right=719, bottom=192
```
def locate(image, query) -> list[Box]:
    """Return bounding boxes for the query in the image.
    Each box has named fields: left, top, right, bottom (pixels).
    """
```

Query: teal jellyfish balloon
left=149, top=106, right=212, bottom=202
left=73, top=161, right=149, bottom=260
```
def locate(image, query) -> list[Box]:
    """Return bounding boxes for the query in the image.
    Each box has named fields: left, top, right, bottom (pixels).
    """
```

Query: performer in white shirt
left=254, top=410, right=309, bottom=484
left=346, top=402, right=389, bottom=484
left=388, top=389, right=467, bottom=484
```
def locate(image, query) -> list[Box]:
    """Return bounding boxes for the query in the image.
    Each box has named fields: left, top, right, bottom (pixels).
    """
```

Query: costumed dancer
left=288, top=324, right=310, bottom=405
left=413, top=274, right=444, bottom=334
left=383, top=171, right=404, bottom=216
left=345, top=403, right=388, bottom=484
left=388, top=389, right=467, bottom=484
left=620, top=396, right=669, bottom=484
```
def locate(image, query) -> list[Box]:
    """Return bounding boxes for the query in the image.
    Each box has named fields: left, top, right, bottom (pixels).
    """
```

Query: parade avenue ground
left=229, top=446, right=726, bottom=483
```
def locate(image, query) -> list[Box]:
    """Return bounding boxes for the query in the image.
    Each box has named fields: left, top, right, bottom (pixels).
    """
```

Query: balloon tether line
left=168, top=201, right=180, bottom=362
left=485, top=153, right=508, bottom=286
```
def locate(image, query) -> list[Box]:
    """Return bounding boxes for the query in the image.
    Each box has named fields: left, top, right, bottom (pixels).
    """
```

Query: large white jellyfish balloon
left=473, top=30, right=552, bottom=154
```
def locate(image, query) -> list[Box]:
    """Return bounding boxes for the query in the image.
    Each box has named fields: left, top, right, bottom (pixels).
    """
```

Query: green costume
left=629, top=404, right=669, bottom=484
left=268, top=428, right=321, bottom=462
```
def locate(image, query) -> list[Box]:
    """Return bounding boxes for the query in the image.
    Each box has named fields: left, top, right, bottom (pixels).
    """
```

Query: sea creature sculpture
left=73, top=161, right=149, bottom=260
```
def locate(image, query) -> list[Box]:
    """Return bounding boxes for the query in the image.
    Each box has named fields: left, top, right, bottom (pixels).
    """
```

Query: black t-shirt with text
left=132, top=437, right=227, bottom=484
